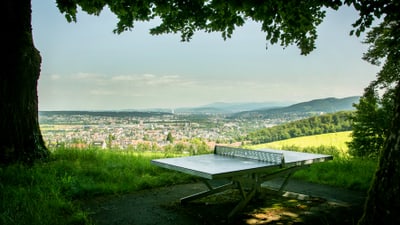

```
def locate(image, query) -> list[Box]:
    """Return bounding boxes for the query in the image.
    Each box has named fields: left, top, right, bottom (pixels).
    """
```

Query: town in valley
left=40, top=96, right=359, bottom=150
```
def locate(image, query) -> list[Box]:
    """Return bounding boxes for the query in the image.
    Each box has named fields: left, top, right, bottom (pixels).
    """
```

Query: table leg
left=227, top=180, right=258, bottom=219
left=180, top=166, right=308, bottom=219
left=180, top=180, right=235, bottom=203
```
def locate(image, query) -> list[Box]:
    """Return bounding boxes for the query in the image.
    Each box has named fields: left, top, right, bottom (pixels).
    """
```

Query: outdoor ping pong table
left=151, top=145, right=333, bottom=219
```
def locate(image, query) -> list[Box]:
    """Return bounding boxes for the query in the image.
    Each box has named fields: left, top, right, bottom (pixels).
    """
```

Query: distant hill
left=40, top=96, right=360, bottom=117
left=233, top=96, right=360, bottom=119
left=172, top=102, right=291, bottom=114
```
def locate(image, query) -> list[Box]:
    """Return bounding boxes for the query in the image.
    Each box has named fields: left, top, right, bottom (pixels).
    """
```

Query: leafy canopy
left=346, top=0, right=399, bottom=159
left=55, top=0, right=399, bottom=63
left=55, top=0, right=348, bottom=55
left=348, top=85, right=394, bottom=158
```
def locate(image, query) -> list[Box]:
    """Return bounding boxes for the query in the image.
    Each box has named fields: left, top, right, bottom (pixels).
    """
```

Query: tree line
left=348, top=81, right=395, bottom=158
left=245, top=111, right=353, bottom=144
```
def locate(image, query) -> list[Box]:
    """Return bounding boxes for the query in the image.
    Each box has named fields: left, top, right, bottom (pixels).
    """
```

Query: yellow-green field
left=245, top=131, right=377, bottom=191
left=247, top=131, right=352, bottom=154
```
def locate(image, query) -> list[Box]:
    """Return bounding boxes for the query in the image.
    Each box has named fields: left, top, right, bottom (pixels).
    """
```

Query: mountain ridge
left=39, top=96, right=360, bottom=116
left=232, top=96, right=360, bottom=119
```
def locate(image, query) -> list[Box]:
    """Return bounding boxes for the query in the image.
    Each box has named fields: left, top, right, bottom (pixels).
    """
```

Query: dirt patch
left=84, top=181, right=366, bottom=225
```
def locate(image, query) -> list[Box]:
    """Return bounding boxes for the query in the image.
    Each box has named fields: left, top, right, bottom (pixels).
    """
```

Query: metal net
left=215, top=146, right=284, bottom=164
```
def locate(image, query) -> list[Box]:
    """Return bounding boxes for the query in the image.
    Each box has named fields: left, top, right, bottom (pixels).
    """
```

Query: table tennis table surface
left=151, top=148, right=333, bottom=180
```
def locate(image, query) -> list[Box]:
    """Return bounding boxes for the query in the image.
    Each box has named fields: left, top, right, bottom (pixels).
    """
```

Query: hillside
left=233, top=96, right=360, bottom=119
left=172, top=101, right=290, bottom=114
left=245, top=111, right=354, bottom=144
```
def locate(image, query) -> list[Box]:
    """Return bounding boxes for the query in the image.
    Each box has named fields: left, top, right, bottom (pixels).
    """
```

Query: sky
left=32, top=0, right=380, bottom=111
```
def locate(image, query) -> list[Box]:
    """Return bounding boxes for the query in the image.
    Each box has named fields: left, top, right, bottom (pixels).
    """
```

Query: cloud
left=89, top=90, right=116, bottom=96
left=111, top=74, right=193, bottom=87
left=49, top=74, right=61, bottom=80
left=39, top=70, right=368, bottom=110
left=71, top=72, right=102, bottom=80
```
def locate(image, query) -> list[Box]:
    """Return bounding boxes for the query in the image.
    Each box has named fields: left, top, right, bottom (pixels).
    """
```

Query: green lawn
left=1, top=135, right=377, bottom=225
left=245, top=131, right=376, bottom=191
left=0, top=149, right=196, bottom=225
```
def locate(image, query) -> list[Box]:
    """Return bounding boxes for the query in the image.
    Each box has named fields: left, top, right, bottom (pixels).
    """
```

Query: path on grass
left=84, top=178, right=367, bottom=225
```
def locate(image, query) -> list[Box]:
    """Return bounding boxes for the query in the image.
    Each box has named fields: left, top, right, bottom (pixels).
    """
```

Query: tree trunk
left=358, top=81, right=400, bottom=225
left=1, top=0, right=49, bottom=165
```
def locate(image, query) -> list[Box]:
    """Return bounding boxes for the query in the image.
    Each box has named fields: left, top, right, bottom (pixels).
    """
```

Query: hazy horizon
left=38, top=100, right=293, bottom=111
left=37, top=95, right=360, bottom=111
left=32, top=1, right=378, bottom=111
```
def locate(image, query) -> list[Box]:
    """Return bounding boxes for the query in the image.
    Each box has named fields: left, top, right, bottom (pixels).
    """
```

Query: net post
left=213, top=145, right=218, bottom=154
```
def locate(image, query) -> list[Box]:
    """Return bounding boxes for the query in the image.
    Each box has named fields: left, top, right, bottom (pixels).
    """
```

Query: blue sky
left=32, top=1, right=380, bottom=110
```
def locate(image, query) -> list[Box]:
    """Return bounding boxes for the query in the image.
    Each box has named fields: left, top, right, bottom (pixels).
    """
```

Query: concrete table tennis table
left=151, top=145, right=333, bottom=219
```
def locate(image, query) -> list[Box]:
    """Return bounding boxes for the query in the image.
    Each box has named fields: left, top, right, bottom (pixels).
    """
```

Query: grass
left=246, top=131, right=377, bottom=191
left=49, top=149, right=195, bottom=197
left=0, top=148, right=197, bottom=225
left=251, top=131, right=352, bottom=157
left=292, top=157, right=376, bottom=190
left=1, top=163, right=89, bottom=225
left=1, top=133, right=378, bottom=225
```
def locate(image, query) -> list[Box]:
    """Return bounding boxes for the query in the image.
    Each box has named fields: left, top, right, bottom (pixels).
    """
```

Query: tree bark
left=358, top=81, right=400, bottom=225
left=1, top=0, right=49, bottom=165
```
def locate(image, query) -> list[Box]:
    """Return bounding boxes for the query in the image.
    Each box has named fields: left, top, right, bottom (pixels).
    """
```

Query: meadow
left=0, top=149, right=197, bottom=225
left=246, top=131, right=376, bottom=190
left=1, top=132, right=378, bottom=225
left=250, top=131, right=352, bottom=155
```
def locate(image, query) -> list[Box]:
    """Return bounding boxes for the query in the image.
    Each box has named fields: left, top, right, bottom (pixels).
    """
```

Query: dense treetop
left=56, top=0, right=349, bottom=55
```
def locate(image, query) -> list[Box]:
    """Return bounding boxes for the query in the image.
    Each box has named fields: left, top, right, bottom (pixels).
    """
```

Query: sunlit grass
left=49, top=148, right=196, bottom=198
left=1, top=137, right=378, bottom=225
left=0, top=148, right=196, bottom=225
left=245, top=131, right=377, bottom=191
left=249, top=131, right=352, bottom=157
left=0, top=163, right=91, bottom=225
left=293, top=157, right=376, bottom=190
